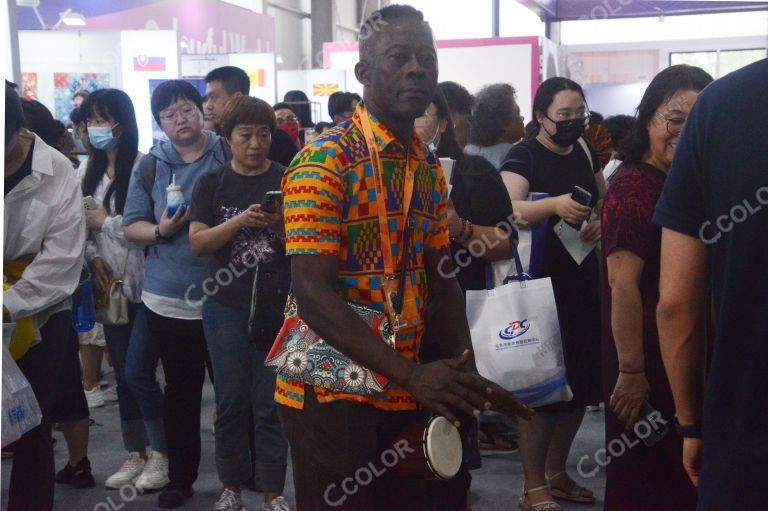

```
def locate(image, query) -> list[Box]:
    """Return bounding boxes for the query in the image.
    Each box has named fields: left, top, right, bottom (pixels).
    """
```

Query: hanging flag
left=134, top=55, right=166, bottom=72
left=247, top=69, right=266, bottom=87
left=312, top=83, right=340, bottom=97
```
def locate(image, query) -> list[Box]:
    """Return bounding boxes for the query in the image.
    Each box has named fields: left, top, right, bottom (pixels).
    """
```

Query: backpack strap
left=138, top=153, right=159, bottom=210
left=217, top=137, right=232, bottom=164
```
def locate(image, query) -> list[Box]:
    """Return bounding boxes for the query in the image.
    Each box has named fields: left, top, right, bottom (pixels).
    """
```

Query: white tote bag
left=2, top=334, right=42, bottom=447
left=467, top=238, right=572, bottom=408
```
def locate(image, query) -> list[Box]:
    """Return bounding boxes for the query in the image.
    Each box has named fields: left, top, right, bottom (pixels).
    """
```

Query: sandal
left=546, top=471, right=595, bottom=504
left=518, top=485, right=562, bottom=511
left=478, top=424, right=519, bottom=455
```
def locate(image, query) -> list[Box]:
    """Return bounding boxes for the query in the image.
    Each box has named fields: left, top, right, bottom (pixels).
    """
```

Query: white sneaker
left=84, top=388, right=105, bottom=408
left=101, top=386, right=118, bottom=402
left=262, top=496, right=291, bottom=511
left=134, top=450, right=169, bottom=491
left=213, top=488, right=245, bottom=511
left=105, top=452, right=146, bottom=489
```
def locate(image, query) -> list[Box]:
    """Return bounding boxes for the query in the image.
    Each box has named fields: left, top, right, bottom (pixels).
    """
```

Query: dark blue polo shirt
left=653, top=58, right=768, bottom=510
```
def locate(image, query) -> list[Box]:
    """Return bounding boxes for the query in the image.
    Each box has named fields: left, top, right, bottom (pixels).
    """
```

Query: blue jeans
left=203, top=298, right=288, bottom=492
left=103, top=303, right=166, bottom=453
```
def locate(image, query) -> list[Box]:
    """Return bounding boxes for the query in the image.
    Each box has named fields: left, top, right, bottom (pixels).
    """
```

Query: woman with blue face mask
left=79, top=89, right=170, bottom=492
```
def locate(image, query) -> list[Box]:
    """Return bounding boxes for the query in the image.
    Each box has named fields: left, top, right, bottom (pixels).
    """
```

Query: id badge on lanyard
left=358, top=106, right=420, bottom=334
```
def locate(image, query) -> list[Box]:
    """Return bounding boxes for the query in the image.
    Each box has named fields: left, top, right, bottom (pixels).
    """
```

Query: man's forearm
left=657, top=301, right=706, bottom=425
left=425, top=249, right=473, bottom=359
left=657, top=228, right=709, bottom=427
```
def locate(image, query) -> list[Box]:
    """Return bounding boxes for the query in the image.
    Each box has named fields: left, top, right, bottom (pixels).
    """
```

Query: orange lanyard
left=357, top=105, right=416, bottom=278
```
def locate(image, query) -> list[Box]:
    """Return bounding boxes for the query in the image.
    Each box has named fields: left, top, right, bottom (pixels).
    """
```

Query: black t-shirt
left=448, top=154, right=515, bottom=291
left=5, top=138, right=35, bottom=196
left=189, top=161, right=286, bottom=309
left=268, top=129, right=300, bottom=167
left=653, top=59, right=768, bottom=509
left=499, top=138, right=599, bottom=280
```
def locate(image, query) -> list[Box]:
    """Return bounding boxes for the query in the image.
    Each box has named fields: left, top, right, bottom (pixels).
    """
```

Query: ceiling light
left=59, top=9, right=87, bottom=26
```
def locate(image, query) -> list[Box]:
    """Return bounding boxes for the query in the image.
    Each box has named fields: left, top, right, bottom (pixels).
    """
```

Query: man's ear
left=354, top=61, right=371, bottom=88
left=233, top=91, right=244, bottom=99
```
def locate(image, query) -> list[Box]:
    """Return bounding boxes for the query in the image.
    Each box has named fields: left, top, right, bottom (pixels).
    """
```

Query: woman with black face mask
left=499, top=77, right=605, bottom=511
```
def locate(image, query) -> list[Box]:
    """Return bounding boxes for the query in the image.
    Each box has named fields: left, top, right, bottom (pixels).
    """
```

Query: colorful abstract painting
left=53, top=72, right=110, bottom=122
left=20, top=72, right=38, bottom=100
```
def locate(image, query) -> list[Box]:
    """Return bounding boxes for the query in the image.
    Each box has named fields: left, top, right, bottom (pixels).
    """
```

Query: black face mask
left=544, top=117, right=587, bottom=147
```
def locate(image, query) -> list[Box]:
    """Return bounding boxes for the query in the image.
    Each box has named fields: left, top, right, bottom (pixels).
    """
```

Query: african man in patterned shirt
left=274, top=5, right=534, bottom=511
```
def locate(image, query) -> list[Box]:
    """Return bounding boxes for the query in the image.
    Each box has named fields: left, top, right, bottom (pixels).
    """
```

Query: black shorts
left=48, top=320, right=89, bottom=423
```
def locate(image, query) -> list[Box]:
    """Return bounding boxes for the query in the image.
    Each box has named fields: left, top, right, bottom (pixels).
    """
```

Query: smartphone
left=83, top=196, right=98, bottom=210
left=261, top=191, right=284, bottom=214
left=566, top=186, right=593, bottom=230
left=638, top=401, right=670, bottom=447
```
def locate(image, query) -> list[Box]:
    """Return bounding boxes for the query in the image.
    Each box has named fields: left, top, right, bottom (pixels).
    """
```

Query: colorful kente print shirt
left=277, top=105, right=449, bottom=411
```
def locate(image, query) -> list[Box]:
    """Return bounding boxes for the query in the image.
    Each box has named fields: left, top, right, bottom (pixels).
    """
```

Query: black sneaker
left=158, top=484, right=194, bottom=509
left=56, top=457, right=96, bottom=488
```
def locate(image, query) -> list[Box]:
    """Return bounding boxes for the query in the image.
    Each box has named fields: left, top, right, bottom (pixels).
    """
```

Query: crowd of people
left=3, top=4, right=767, bottom=511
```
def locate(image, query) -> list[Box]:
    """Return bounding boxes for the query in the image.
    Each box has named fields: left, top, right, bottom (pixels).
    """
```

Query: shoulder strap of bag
left=576, top=137, right=595, bottom=172
left=484, top=234, right=529, bottom=290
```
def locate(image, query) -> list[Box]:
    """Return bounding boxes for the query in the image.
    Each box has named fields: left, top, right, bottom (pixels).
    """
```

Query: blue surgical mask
left=88, top=123, right=120, bottom=151
left=426, top=123, right=440, bottom=153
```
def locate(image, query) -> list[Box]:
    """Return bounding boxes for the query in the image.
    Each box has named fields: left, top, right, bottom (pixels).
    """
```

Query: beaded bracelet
left=462, top=220, right=474, bottom=243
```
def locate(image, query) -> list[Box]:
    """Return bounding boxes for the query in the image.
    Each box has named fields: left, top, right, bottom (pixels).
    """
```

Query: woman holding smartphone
left=189, top=96, right=290, bottom=511
left=499, top=78, right=604, bottom=511
left=601, top=65, right=712, bottom=511
left=78, top=89, right=170, bottom=491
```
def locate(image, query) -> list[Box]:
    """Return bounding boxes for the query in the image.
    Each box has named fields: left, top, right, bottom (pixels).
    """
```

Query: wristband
left=619, top=368, right=645, bottom=374
left=155, top=225, right=170, bottom=244
left=673, top=415, right=702, bottom=438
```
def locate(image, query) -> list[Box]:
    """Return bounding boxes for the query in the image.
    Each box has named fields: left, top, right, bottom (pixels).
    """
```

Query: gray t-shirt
left=464, top=142, right=515, bottom=170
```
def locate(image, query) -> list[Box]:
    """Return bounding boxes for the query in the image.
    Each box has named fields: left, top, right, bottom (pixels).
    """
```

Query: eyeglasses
left=276, top=115, right=299, bottom=125
left=159, top=105, right=199, bottom=123
left=547, top=111, right=590, bottom=125
left=656, top=113, right=686, bottom=136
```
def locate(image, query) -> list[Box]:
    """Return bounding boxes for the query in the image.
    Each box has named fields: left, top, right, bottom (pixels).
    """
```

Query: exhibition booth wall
left=18, top=29, right=179, bottom=152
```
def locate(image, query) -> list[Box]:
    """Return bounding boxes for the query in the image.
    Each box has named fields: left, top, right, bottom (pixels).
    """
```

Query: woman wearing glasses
left=499, top=78, right=604, bottom=511
left=601, top=65, right=712, bottom=511
left=123, top=80, right=231, bottom=509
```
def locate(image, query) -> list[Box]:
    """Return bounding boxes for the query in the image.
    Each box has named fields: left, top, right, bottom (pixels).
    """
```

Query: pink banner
left=80, top=0, right=275, bottom=54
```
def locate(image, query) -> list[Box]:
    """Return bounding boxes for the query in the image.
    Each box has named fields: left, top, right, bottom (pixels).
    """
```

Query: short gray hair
left=468, top=83, right=519, bottom=147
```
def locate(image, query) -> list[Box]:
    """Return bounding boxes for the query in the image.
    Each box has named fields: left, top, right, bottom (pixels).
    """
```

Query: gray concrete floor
left=1, top=373, right=607, bottom=511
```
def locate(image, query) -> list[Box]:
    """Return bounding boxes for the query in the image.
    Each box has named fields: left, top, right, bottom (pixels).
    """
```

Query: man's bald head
left=358, top=4, right=430, bottom=64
